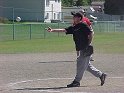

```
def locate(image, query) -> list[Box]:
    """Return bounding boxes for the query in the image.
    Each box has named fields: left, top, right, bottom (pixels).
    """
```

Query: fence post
left=58, top=22, right=60, bottom=37
left=12, top=7, right=15, bottom=40
left=43, top=24, right=46, bottom=39
left=98, top=21, right=101, bottom=32
left=12, top=23, right=15, bottom=40
left=29, top=24, right=32, bottom=40
left=107, top=21, right=109, bottom=32
left=114, top=21, right=116, bottom=32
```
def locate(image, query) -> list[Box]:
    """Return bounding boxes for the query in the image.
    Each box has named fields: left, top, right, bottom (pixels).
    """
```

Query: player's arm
left=47, top=27, right=66, bottom=32
left=89, top=25, right=94, bottom=44
left=89, top=25, right=94, bottom=33
left=86, top=18, right=94, bottom=34
left=88, top=32, right=93, bottom=45
left=83, top=24, right=93, bottom=45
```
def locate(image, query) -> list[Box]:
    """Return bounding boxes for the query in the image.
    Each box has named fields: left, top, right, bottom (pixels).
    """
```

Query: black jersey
left=65, top=22, right=92, bottom=51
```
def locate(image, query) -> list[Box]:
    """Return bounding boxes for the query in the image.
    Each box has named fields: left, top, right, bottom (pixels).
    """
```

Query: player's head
left=71, top=12, right=83, bottom=24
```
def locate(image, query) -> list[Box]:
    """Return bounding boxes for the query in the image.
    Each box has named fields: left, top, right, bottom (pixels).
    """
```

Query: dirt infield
left=0, top=53, right=124, bottom=93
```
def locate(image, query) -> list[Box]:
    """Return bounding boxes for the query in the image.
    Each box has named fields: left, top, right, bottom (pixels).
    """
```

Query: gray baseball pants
left=74, top=50, right=103, bottom=82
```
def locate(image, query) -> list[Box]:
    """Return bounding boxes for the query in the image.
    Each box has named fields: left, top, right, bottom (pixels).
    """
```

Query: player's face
left=73, top=16, right=81, bottom=24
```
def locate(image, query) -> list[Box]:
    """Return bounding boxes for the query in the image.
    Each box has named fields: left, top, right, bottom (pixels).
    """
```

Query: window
left=57, top=13, right=60, bottom=20
left=55, top=0, right=60, bottom=3
left=58, top=0, right=60, bottom=3
left=54, top=13, right=56, bottom=19
left=46, top=0, right=50, bottom=6
left=45, top=13, right=49, bottom=19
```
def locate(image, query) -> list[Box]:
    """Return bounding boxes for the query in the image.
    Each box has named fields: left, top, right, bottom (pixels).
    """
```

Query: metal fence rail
left=0, top=23, right=70, bottom=41
left=0, top=21, right=124, bottom=41
left=93, top=21, right=124, bottom=32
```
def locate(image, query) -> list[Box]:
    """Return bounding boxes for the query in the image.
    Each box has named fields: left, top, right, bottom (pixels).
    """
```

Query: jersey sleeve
left=65, top=26, right=74, bottom=34
left=86, top=18, right=91, bottom=26
left=82, top=23, right=92, bottom=35
left=82, top=17, right=91, bottom=26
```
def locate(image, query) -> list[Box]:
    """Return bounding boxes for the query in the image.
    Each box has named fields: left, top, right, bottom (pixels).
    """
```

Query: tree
left=61, top=0, right=70, bottom=7
left=104, top=0, right=124, bottom=15
left=75, top=0, right=92, bottom=6
left=75, top=0, right=84, bottom=6
left=87, top=0, right=92, bottom=5
left=61, top=0, right=93, bottom=7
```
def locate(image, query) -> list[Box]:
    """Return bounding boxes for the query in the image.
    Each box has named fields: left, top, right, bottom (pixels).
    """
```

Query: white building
left=44, top=0, right=62, bottom=22
left=0, top=0, right=62, bottom=22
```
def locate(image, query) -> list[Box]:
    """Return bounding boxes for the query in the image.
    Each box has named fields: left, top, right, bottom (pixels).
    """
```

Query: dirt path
left=0, top=53, right=124, bottom=93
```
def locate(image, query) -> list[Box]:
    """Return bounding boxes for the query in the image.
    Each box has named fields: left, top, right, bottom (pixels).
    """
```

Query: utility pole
left=51, top=4, right=53, bottom=20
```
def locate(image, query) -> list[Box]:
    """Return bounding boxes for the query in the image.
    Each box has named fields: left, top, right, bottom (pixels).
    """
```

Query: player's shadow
left=15, top=86, right=87, bottom=91
left=38, top=61, right=74, bottom=64
left=15, top=87, right=68, bottom=91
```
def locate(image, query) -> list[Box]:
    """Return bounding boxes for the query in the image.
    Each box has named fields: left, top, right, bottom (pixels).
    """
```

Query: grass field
left=0, top=32, right=124, bottom=54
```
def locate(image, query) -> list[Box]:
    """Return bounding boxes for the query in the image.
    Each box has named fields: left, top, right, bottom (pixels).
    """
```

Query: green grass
left=0, top=22, right=124, bottom=54
left=93, top=32, right=124, bottom=54
left=0, top=36, right=74, bottom=54
left=0, top=32, right=124, bottom=54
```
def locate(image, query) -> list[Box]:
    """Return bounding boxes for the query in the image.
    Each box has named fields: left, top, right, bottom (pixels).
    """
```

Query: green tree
left=104, top=0, right=124, bottom=15
left=83, top=0, right=92, bottom=5
left=61, top=0, right=70, bottom=7
left=75, top=0, right=92, bottom=6
left=61, top=0, right=75, bottom=7
left=75, top=0, right=84, bottom=6
left=61, top=0, right=93, bottom=7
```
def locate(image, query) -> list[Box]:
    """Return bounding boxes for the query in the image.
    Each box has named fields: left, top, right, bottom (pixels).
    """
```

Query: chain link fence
left=93, top=21, right=124, bottom=32
left=0, top=23, right=70, bottom=41
left=0, top=21, right=124, bottom=41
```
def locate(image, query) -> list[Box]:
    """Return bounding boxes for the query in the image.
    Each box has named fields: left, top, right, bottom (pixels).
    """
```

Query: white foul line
left=8, top=77, right=124, bottom=87
left=8, top=78, right=73, bottom=87
left=5, top=77, right=124, bottom=93
left=108, top=77, right=124, bottom=79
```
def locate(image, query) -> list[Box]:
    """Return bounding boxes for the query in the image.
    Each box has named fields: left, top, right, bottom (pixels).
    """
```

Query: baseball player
left=72, top=11, right=94, bottom=61
left=47, top=12, right=107, bottom=87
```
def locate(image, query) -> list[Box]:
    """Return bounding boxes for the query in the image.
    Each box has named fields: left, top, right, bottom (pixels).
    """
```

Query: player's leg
left=87, top=62, right=102, bottom=77
left=74, top=55, right=90, bottom=82
left=87, top=62, right=107, bottom=86
left=67, top=50, right=90, bottom=87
